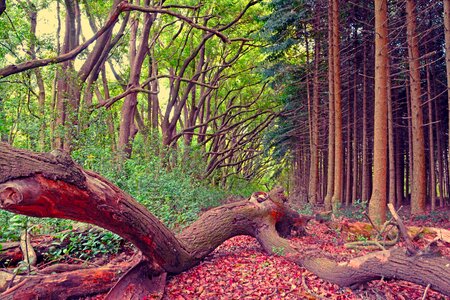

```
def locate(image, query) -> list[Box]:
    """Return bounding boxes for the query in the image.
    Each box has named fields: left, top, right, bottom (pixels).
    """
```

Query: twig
left=421, top=283, right=431, bottom=300
left=66, top=255, right=101, bottom=267
left=363, top=211, right=381, bottom=235
left=387, top=203, right=417, bottom=255
left=344, top=238, right=398, bottom=250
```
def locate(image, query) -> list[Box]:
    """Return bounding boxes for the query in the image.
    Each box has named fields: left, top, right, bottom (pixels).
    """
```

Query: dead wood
left=19, top=231, right=36, bottom=267
left=0, top=264, right=125, bottom=299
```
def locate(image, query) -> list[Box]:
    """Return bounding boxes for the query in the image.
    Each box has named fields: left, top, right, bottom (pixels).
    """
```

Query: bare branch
left=123, top=4, right=229, bottom=43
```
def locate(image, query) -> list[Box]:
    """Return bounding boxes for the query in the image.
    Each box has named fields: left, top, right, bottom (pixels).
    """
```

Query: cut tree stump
left=0, top=142, right=449, bottom=298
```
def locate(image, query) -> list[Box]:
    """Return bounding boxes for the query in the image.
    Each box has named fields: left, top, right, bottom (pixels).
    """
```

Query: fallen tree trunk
left=0, top=142, right=449, bottom=298
left=0, top=264, right=125, bottom=299
left=334, top=220, right=450, bottom=243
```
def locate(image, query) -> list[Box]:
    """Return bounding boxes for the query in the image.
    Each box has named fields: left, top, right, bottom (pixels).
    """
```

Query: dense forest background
left=0, top=0, right=449, bottom=228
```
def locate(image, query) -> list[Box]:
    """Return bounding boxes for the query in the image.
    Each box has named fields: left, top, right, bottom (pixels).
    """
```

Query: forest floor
left=162, top=214, right=450, bottom=300
left=2, top=207, right=449, bottom=300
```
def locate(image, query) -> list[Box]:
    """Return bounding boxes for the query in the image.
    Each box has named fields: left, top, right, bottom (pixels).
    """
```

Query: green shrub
left=47, top=227, right=122, bottom=261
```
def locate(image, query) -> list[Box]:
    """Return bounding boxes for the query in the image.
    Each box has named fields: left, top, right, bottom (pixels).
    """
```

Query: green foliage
left=355, top=234, right=368, bottom=242
left=225, top=175, right=266, bottom=198
left=0, top=212, right=27, bottom=242
left=0, top=0, right=274, bottom=255
left=0, top=210, right=77, bottom=243
left=113, top=157, right=227, bottom=229
left=297, top=203, right=314, bottom=216
left=271, top=246, right=285, bottom=256
left=413, top=210, right=449, bottom=224
left=46, top=228, right=122, bottom=261
left=71, top=136, right=229, bottom=229
left=335, top=200, right=368, bottom=221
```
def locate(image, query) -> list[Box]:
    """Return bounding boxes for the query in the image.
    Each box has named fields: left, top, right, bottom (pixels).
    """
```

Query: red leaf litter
left=164, top=221, right=449, bottom=300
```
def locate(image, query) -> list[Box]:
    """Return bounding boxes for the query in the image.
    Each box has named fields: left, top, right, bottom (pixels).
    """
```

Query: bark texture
left=369, top=0, right=389, bottom=224
left=405, top=0, right=426, bottom=215
left=324, top=0, right=335, bottom=210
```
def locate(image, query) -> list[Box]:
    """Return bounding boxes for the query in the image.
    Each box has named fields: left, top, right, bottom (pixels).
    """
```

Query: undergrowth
left=1, top=136, right=259, bottom=251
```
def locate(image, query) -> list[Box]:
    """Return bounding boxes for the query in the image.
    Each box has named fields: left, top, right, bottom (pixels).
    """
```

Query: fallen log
left=0, top=264, right=126, bottom=299
left=0, top=142, right=449, bottom=298
left=332, top=219, right=450, bottom=243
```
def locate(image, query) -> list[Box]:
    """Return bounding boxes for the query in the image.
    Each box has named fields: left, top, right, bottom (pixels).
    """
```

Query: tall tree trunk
left=324, top=0, right=335, bottom=211
left=331, top=0, right=343, bottom=212
left=434, top=99, right=445, bottom=207
left=55, top=0, right=83, bottom=153
left=426, top=63, right=436, bottom=210
left=361, top=28, right=369, bottom=204
left=387, top=65, right=396, bottom=207
left=27, top=1, right=46, bottom=151
left=369, top=0, right=389, bottom=225
left=406, top=80, right=413, bottom=199
left=118, top=5, right=154, bottom=157
left=395, top=132, right=404, bottom=207
left=345, top=75, right=352, bottom=206
left=444, top=0, right=450, bottom=201
left=352, top=66, right=358, bottom=203
left=308, top=15, right=320, bottom=205
left=405, top=0, right=426, bottom=215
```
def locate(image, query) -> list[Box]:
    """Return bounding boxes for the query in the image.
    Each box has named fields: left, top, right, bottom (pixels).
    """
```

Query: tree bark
left=307, top=12, right=320, bottom=206
left=26, top=1, right=47, bottom=151
left=351, top=62, right=358, bottom=203
left=324, top=0, right=335, bottom=211
left=1, top=143, right=449, bottom=298
left=331, top=0, right=343, bottom=212
left=444, top=0, right=450, bottom=203
left=369, top=0, right=389, bottom=225
left=118, top=5, right=154, bottom=157
left=405, top=0, right=426, bottom=215
left=426, top=62, right=436, bottom=211
left=387, top=64, right=396, bottom=207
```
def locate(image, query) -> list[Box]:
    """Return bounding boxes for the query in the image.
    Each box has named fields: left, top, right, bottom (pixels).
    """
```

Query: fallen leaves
left=164, top=220, right=448, bottom=299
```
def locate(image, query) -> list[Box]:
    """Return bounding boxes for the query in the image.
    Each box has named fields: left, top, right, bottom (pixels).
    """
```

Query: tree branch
left=0, top=1, right=126, bottom=79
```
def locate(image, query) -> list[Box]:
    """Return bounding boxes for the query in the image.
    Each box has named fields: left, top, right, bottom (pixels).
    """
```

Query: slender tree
left=307, top=8, right=321, bottom=205
left=324, top=0, right=335, bottom=211
left=405, top=0, right=426, bottom=215
left=369, top=0, right=389, bottom=224
left=444, top=0, right=450, bottom=194
left=331, top=0, right=343, bottom=212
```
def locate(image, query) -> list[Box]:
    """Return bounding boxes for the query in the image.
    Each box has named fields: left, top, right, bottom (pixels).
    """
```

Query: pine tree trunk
left=426, top=63, right=436, bottom=210
left=406, top=79, right=413, bottom=199
left=434, top=99, right=445, bottom=207
left=443, top=0, right=450, bottom=204
left=361, top=27, right=369, bottom=203
left=368, top=0, right=389, bottom=225
left=308, top=15, right=320, bottom=205
left=387, top=65, right=396, bottom=207
left=324, top=0, right=335, bottom=211
left=331, top=0, right=343, bottom=212
left=395, top=133, right=404, bottom=207
left=352, top=68, right=358, bottom=203
left=405, top=0, right=426, bottom=215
